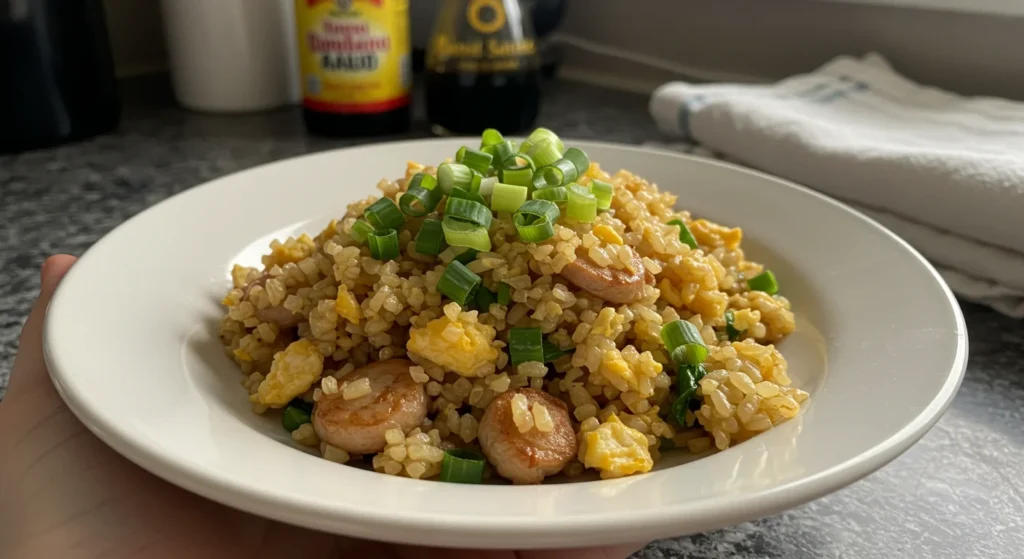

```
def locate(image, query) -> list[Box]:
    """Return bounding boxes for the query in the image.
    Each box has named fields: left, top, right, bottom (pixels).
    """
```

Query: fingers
left=6, top=255, right=77, bottom=400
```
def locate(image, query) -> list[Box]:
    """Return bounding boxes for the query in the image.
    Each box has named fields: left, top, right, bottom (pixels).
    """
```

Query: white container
left=160, top=0, right=300, bottom=112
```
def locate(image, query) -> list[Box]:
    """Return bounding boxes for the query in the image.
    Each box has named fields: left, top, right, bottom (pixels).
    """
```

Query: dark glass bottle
left=426, top=0, right=541, bottom=136
left=0, top=0, right=120, bottom=153
left=294, top=0, right=411, bottom=137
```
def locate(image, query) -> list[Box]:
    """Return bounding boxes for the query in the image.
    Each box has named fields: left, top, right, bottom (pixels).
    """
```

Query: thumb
left=5, top=255, right=77, bottom=399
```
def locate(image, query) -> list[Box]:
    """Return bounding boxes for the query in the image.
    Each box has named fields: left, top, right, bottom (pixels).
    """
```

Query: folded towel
left=648, top=53, right=1024, bottom=318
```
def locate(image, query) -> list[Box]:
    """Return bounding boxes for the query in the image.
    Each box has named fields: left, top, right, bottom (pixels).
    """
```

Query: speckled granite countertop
left=2, top=77, right=1022, bottom=558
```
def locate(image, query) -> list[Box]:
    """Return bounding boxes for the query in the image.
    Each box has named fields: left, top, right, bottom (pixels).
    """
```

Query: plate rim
left=43, top=137, right=969, bottom=547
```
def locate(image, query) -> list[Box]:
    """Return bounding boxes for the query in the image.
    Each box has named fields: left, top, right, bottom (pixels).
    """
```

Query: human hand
left=0, top=255, right=645, bottom=559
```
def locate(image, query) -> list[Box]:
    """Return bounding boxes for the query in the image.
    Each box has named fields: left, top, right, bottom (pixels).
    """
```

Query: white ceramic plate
left=44, top=139, right=967, bottom=549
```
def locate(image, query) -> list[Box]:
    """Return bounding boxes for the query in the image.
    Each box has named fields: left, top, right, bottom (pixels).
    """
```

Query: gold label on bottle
left=428, top=0, right=538, bottom=74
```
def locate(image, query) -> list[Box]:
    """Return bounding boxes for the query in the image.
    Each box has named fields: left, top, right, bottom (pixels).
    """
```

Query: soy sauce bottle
left=426, top=0, right=541, bottom=136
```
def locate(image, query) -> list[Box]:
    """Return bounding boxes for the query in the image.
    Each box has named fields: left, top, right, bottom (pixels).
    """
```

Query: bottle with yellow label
left=295, top=0, right=411, bottom=136
left=426, top=0, right=540, bottom=135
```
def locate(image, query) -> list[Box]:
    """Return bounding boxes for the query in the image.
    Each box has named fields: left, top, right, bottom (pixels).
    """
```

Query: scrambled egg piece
left=253, top=340, right=324, bottom=407
left=335, top=285, right=363, bottom=323
left=261, top=234, right=315, bottom=269
left=592, top=224, right=623, bottom=245
left=580, top=414, right=653, bottom=479
left=690, top=219, right=742, bottom=250
left=599, top=348, right=662, bottom=395
left=407, top=315, right=499, bottom=377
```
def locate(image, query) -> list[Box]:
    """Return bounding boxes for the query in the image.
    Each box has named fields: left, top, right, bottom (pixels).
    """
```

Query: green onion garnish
left=350, top=219, right=375, bottom=243
left=509, top=327, right=544, bottom=365
left=748, top=270, right=779, bottom=295
left=513, top=199, right=560, bottom=242
left=561, top=147, right=591, bottom=176
left=476, top=286, right=497, bottom=311
left=468, top=171, right=483, bottom=194
left=669, top=363, right=707, bottom=427
left=455, top=145, right=467, bottom=163
left=368, top=228, right=400, bottom=261
left=400, top=185, right=443, bottom=217
left=497, top=282, right=510, bottom=305
left=667, top=218, right=698, bottom=250
left=461, top=148, right=493, bottom=175
left=442, top=217, right=491, bottom=251
left=566, top=184, right=597, bottom=223
left=282, top=404, right=311, bottom=433
left=452, top=247, right=478, bottom=264
left=591, top=179, right=613, bottom=211
left=364, top=198, right=405, bottom=231
left=531, top=186, right=568, bottom=204
left=491, top=183, right=528, bottom=213
left=724, top=310, right=744, bottom=341
left=480, top=128, right=504, bottom=148
left=408, top=172, right=438, bottom=191
left=448, top=186, right=488, bottom=207
left=440, top=448, right=486, bottom=484
left=438, top=162, right=474, bottom=194
left=661, top=319, right=709, bottom=365
left=542, top=339, right=574, bottom=362
left=499, top=154, right=535, bottom=187
left=520, top=127, right=565, bottom=154
left=478, top=176, right=498, bottom=197
left=436, top=260, right=481, bottom=305
left=532, top=159, right=577, bottom=189
left=491, top=140, right=516, bottom=167
left=526, top=138, right=562, bottom=168
left=415, top=218, right=445, bottom=256
left=445, top=197, right=493, bottom=228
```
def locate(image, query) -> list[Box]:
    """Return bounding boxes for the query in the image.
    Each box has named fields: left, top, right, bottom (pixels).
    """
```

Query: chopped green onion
left=501, top=166, right=534, bottom=187
left=491, top=183, right=528, bottom=213
left=480, top=128, right=504, bottom=148
left=415, top=218, right=445, bottom=255
left=442, top=217, right=491, bottom=251
left=479, top=176, right=498, bottom=197
left=491, top=140, right=516, bottom=168
left=282, top=404, right=311, bottom=432
left=566, top=184, right=597, bottom=223
left=513, top=199, right=560, bottom=242
left=408, top=172, right=439, bottom=191
left=724, top=310, right=744, bottom=341
left=365, top=198, right=405, bottom=231
left=591, top=179, right=613, bottom=211
left=748, top=270, right=779, bottom=295
left=542, top=339, right=574, bottom=362
left=448, top=187, right=488, bottom=207
left=669, top=364, right=707, bottom=426
left=288, top=397, right=314, bottom=413
left=400, top=185, right=443, bottom=217
left=455, top=145, right=467, bottom=163
left=497, top=282, right=510, bottom=305
left=461, top=148, right=493, bottom=175
left=368, top=228, right=400, bottom=261
left=667, top=218, right=698, bottom=250
left=452, top=247, right=478, bottom=264
left=438, top=162, right=474, bottom=193
left=350, top=219, right=374, bottom=243
left=520, top=127, right=565, bottom=154
left=468, top=171, right=483, bottom=194
left=562, top=147, right=591, bottom=175
left=526, top=138, right=562, bottom=168
left=509, top=327, right=544, bottom=365
left=661, top=320, right=709, bottom=365
left=476, top=287, right=497, bottom=311
left=436, top=261, right=481, bottom=305
left=445, top=197, right=493, bottom=228
left=440, top=448, right=486, bottom=483
left=531, top=186, right=568, bottom=204
left=532, top=159, right=577, bottom=189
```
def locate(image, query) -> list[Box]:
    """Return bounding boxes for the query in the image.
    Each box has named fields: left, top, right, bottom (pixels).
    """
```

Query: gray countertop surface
left=2, top=78, right=1022, bottom=559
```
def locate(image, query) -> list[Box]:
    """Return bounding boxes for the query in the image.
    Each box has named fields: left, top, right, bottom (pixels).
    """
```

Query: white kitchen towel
left=648, top=53, right=1024, bottom=318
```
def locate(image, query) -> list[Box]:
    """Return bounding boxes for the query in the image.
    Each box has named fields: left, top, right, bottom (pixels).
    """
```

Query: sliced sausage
left=559, top=246, right=651, bottom=304
left=477, top=388, right=576, bottom=484
left=312, top=359, right=427, bottom=454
